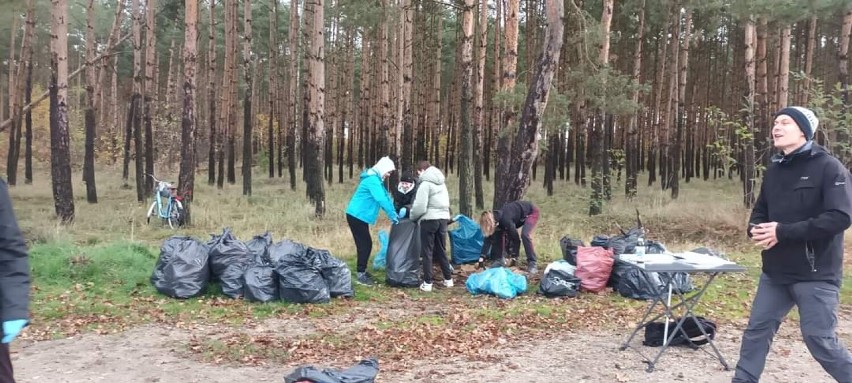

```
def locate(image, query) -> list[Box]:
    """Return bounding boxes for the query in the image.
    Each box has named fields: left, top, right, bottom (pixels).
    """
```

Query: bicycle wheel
left=168, top=200, right=184, bottom=229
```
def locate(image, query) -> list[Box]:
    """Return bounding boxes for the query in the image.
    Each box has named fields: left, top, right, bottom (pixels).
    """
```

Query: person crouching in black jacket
left=478, top=200, right=540, bottom=274
left=732, top=106, right=852, bottom=383
left=393, top=171, right=418, bottom=219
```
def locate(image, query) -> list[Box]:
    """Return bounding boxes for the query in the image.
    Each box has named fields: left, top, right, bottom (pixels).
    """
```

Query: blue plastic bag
left=449, top=215, right=484, bottom=265
left=465, top=267, right=527, bottom=299
left=372, top=230, right=390, bottom=270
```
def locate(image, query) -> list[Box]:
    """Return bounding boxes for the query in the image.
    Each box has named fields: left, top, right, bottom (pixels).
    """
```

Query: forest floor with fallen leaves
left=8, top=170, right=852, bottom=382
left=11, top=274, right=852, bottom=383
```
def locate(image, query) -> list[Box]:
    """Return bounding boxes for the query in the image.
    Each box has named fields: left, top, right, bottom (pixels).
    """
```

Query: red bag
left=575, top=246, right=614, bottom=293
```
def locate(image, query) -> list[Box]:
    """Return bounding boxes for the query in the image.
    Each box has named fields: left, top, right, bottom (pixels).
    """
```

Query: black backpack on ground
left=642, top=316, right=717, bottom=347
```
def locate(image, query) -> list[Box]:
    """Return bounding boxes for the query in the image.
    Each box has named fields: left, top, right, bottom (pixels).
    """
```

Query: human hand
left=750, top=222, right=779, bottom=250
left=2, top=319, right=27, bottom=343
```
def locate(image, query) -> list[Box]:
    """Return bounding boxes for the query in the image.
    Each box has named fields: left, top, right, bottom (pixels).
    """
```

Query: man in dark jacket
left=732, top=106, right=852, bottom=382
left=0, top=179, right=30, bottom=383
left=479, top=200, right=540, bottom=274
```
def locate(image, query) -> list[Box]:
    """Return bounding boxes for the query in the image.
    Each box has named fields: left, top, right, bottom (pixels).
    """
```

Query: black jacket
left=749, top=144, right=852, bottom=286
left=482, top=201, right=536, bottom=256
left=393, top=185, right=418, bottom=217
left=0, top=180, right=29, bottom=321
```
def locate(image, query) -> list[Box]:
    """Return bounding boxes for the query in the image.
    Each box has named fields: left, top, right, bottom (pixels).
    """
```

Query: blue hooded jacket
left=345, top=169, right=399, bottom=225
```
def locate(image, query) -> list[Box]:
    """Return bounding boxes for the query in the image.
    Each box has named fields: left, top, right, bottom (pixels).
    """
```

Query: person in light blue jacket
left=345, top=156, right=400, bottom=286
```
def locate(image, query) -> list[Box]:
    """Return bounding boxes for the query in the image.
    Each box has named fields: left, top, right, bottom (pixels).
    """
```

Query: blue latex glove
left=2, top=319, right=27, bottom=343
left=399, top=207, right=407, bottom=217
left=453, top=214, right=463, bottom=222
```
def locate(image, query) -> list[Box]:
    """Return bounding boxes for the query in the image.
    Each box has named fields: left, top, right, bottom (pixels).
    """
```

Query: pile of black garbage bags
left=545, top=226, right=698, bottom=301
left=151, top=228, right=352, bottom=303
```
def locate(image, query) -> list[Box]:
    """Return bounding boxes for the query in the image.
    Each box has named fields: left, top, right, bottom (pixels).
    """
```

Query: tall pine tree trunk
left=589, top=0, right=614, bottom=216
left=207, top=0, right=217, bottom=185
left=8, top=1, right=35, bottom=186
left=144, top=0, right=156, bottom=192
left=24, top=51, right=33, bottom=185
left=776, top=26, right=791, bottom=109
left=304, top=0, right=326, bottom=216
left=133, top=0, right=145, bottom=202
left=178, top=0, right=198, bottom=225
left=473, top=0, right=487, bottom=210
left=269, top=0, right=278, bottom=179
left=50, top=0, right=75, bottom=222
left=671, top=10, right=692, bottom=200
left=83, top=0, right=98, bottom=203
left=242, top=0, right=253, bottom=196
left=492, top=0, right=520, bottom=209
left=743, top=19, right=757, bottom=207
left=287, top=0, right=300, bottom=190
left=838, top=7, right=852, bottom=165
left=504, top=0, right=563, bottom=202
left=625, top=0, right=644, bottom=199
left=458, top=0, right=475, bottom=217
left=401, top=0, right=414, bottom=174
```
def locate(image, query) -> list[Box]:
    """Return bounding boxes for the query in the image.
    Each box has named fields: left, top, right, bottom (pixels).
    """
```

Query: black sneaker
left=527, top=262, right=538, bottom=275
left=488, top=258, right=505, bottom=269
left=356, top=272, right=376, bottom=286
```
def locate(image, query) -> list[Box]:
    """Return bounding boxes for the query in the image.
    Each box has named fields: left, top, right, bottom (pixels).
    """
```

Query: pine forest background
left=1, top=0, right=852, bottom=223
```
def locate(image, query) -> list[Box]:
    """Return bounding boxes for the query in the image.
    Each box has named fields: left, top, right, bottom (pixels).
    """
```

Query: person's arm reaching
left=367, top=177, right=399, bottom=223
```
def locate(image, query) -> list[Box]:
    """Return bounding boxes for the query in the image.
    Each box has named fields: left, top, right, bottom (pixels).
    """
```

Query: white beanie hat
left=371, top=156, right=395, bottom=177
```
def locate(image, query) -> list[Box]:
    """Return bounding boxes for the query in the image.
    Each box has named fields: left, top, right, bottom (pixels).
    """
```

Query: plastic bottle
left=635, top=237, right=646, bottom=256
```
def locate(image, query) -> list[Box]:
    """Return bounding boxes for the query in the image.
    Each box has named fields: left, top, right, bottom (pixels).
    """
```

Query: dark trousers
left=507, top=207, right=539, bottom=264
left=420, top=219, right=452, bottom=283
left=0, top=343, right=14, bottom=383
left=732, top=273, right=852, bottom=382
left=346, top=214, right=372, bottom=273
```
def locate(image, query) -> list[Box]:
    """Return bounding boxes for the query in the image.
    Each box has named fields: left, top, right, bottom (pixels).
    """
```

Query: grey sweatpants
left=732, top=273, right=852, bottom=382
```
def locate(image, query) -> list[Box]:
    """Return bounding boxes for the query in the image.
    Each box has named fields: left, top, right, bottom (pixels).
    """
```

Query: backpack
left=642, top=316, right=717, bottom=347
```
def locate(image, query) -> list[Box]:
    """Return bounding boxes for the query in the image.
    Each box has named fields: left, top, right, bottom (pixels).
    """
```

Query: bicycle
left=145, top=174, right=185, bottom=229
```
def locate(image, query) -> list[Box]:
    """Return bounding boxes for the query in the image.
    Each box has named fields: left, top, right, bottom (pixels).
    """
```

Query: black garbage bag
left=559, top=236, right=585, bottom=265
left=246, top=232, right=273, bottom=259
left=284, top=358, right=379, bottom=383
left=616, top=267, right=664, bottom=300
left=276, top=248, right=330, bottom=304
left=311, top=247, right=353, bottom=298
left=592, top=227, right=645, bottom=256
left=242, top=262, right=277, bottom=302
left=646, top=239, right=667, bottom=254
left=208, top=228, right=251, bottom=298
left=385, top=219, right=421, bottom=287
left=615, top=268, right=694, bottom=300
left=539, top=268, right=581, bottom=298
left=242, top=234, right=278, bottom=303
left=269, top=239, right=308, bottom=267
left=608, top=258, right=634, bottom=288
left=151, top=236, right=210, bottom=298
left=664, top=272, right=695, bottom=294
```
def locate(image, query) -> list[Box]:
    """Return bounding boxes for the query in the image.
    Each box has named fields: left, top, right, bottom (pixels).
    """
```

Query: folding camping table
left=617, top=252, right=747, bottom=372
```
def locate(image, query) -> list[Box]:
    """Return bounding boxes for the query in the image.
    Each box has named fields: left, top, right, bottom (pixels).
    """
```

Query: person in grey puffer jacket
left=409, top=161, right=453, bottom=292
